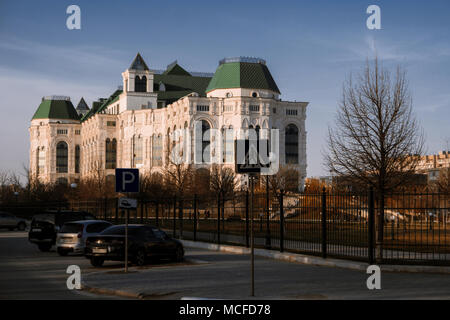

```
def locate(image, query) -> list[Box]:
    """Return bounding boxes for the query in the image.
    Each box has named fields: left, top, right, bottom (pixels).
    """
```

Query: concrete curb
left=82, top=284, right=141, bottom=299
left=180, top=240, right=450, bottom=274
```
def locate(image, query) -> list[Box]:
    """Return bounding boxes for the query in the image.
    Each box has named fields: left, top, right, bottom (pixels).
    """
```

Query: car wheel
left=90, top=257, right=104, bottom=267
left=173, top=246, right=184, bottom=262
left=57, top=248, right=68, bottom=256
left=17, top=222, right=26, bottom=231
left=38, top=243, right=52, bottom=252
left=135, top=249, right=146, bottom=266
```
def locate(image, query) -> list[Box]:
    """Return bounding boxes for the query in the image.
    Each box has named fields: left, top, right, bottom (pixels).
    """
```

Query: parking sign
left=115, top=168, right=139, bottom=193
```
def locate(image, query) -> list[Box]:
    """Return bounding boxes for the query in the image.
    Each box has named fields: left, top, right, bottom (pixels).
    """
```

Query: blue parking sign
left=115, top=168, right=139, bottom=193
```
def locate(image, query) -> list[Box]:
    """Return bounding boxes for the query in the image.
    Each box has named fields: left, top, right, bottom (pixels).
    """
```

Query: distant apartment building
left=415, top=151, right=450, bottom=182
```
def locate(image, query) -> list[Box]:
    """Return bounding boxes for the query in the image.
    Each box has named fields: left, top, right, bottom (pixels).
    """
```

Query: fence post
left=245, top=190, right=249, bottom=248
left=173, top=196, right=177, bottom=238
left=265, top=178, right=271, bottom=249
left=368, top=187, right=375, bottom=264
left=217, top=194, right=221, bottom=245
left=193, top=194, right=197, bottom=241
left=321, top=187, right=327, bottom=258
left=279, top=191, right=284, bottom=252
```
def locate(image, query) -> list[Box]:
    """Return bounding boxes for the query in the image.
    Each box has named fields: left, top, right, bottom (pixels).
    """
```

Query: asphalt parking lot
left=1, top=230, right=450, bottom=299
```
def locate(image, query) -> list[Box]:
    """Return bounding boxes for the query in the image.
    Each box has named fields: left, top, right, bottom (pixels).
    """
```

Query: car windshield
left=100, top=226, right=142, bottom=236
left=32, top=214, right=55, bottom=224
left=60, top=223, right=84, bottom=234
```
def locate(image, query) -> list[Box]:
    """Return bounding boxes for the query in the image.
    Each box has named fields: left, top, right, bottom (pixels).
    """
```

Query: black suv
left=29, top=211, right=96, bottom=252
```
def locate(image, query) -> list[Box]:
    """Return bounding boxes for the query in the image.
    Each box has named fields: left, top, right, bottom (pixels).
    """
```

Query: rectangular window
left=57, top=129, right=68, bottom=135
left=249, top=105, right=260, bottom=112
left=75, top=130, right=81, bottom=135
left=224, top=105, right=233, bottom=112
left=286, top=109, right=298, bottom=116
left=107, top=121, right=116, bottom=127
left=196, top=105, right=209, bottom=112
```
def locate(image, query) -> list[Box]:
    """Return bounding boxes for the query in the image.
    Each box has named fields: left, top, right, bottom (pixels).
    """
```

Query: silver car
left=56, top=220, right=112, bottom=256
left=0, top=212, right=27, bottom=231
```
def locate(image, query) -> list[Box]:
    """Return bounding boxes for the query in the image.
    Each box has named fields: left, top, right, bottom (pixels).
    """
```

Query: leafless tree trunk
left=325, top=58, right=425, bottom=261
left=163, top=161, right=193, bottom=198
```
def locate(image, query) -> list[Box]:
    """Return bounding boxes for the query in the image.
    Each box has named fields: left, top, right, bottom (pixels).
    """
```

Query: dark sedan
left=85, top=224, right=184, bottom=267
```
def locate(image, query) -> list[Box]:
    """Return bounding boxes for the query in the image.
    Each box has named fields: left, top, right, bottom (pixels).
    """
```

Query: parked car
left=85, top=224, right=184, bottom=267
left=0, top=212, right=27, bottom=231
left=29, top=211, right=96, bottom=252
left=56, top=220, right=112, bottom=256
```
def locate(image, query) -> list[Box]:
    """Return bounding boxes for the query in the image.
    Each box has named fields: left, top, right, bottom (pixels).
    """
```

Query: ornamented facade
left=29, top=54, right=308, bottom=190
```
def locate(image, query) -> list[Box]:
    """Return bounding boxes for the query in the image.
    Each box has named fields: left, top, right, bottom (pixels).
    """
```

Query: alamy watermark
left=66, top=265, right=81, bottom=290
left=167, top=121, right=280, bottom=174
left=366, top=265, right=381, bottom=290
left=366, top=5, right=381, bottom=30
left=66, top=5, right=81, bottom=30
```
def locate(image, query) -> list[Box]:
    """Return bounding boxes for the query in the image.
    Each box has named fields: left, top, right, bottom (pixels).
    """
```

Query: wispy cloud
left=0, top=65, right=112, bottom=177
left=0, top=35, right=126, bottom=70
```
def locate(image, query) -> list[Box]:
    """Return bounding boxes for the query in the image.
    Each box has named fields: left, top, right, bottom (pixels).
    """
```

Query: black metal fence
left=3, top=190, right=449, bottom=266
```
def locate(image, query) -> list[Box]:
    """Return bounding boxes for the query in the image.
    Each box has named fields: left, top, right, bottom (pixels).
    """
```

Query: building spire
left=75, top=97, right=90, bottom=117
left=129, top=53, right=149, bottom=71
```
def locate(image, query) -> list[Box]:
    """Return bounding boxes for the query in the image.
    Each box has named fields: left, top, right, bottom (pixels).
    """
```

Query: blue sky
left=0, top=0, right=449, bottom=179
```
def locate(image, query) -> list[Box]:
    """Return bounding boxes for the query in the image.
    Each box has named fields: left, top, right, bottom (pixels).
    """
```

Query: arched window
left=222, top=125, right=233, bottom=163
left=201, top=120, right=211, bottom=163
left=135, top=75, right=147, bottom=92
left=285, top=124, right=299, bottom=164
left=36, top=147, right=45, bottom=175
left=152, top=134, right=163, bottom=166
left=133, top=135, right=143, bottom=167
left=105, top=139, right=117, bottom=169
left=56, top=141, right=68, bottom=173
left=75, top=145, right=80, bottom=173
left=36, top=148, right=40, bottom=175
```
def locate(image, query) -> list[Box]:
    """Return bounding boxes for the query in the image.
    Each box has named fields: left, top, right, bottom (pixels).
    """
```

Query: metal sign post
left=125, top=196, right=129, bottom=273
left=115, top=168, right=139, bottom=273
left=235, top=138, right=273, bottom=297
left=249, top=173, right=256, bottom=297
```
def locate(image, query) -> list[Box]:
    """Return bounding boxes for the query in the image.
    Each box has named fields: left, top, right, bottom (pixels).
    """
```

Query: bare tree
left=325, top=58, right=425, bottom=259
left=163, top=162, right=193, bottom=198
left=267, top=165, right=300, bottom=197
left=210, top=164, right=237, bottom=200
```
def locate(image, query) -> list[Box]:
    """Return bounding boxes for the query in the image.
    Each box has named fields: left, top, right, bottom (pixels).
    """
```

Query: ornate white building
left=29, top=54, right=308, bottom=190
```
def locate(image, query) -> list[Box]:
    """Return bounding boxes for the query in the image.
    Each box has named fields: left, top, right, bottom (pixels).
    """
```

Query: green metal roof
left=154, top=70, right=211, bottom=104
left=162, top=61, right=192, bottom=76
left=206, top=59, right=280, bottom=94
left=32, top=98, right=80, bottom=121
left=81, top=89, right=122, bottom=121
